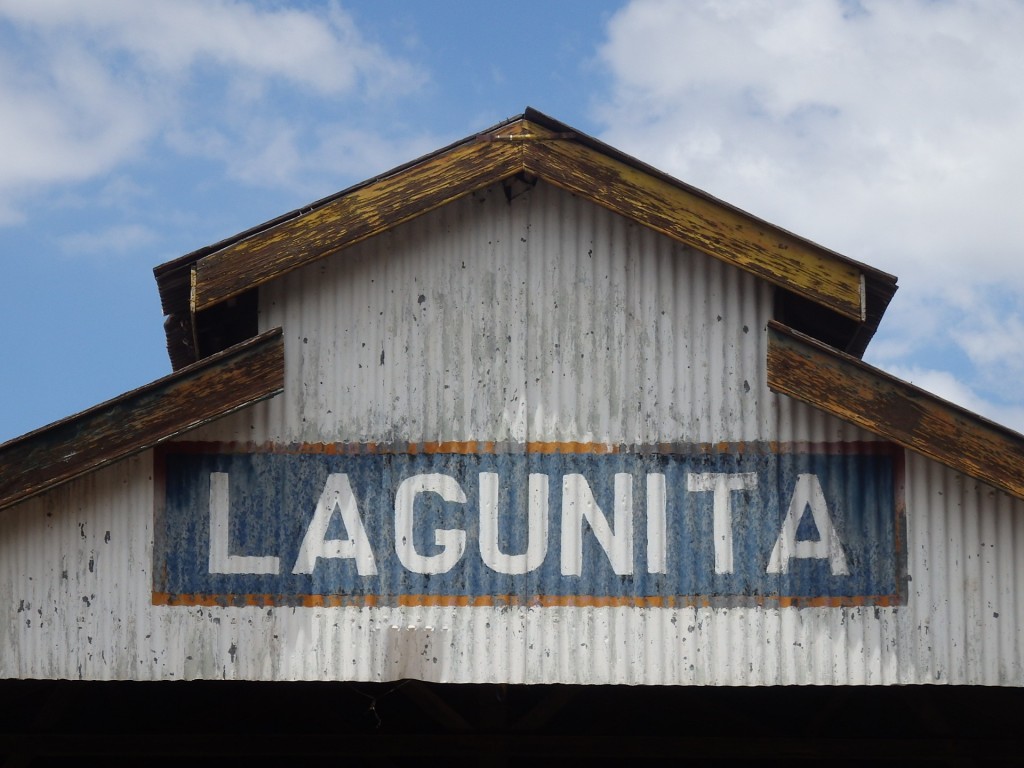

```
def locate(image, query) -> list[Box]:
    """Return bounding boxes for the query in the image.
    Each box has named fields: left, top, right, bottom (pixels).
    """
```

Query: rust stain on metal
left=163, top=439, right=898, bottom=457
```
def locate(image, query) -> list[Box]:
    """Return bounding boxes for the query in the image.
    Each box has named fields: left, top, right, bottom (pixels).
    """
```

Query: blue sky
left=1, top=0, right=1023, bottom=443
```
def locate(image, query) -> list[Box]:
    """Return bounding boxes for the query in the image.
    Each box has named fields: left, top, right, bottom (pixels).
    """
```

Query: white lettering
left=207, top=472, right=280, bottom=575
left=204, top=466, right=860, bottom=583
left=479, top=472, right=549, bottom=575
left=561, top=473, right=633, bottom=576
left=646, top=473, right=667, bottom=574
left=395, top=473, right=467, bottom=574
left=687, top=472, right=757, bottom=575
left=767, top=473, right=849, bottom=575
left=292, top=473, right=378, bottom=575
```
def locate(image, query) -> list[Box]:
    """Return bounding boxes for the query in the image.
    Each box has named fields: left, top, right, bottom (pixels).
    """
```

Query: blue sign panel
left=153, top=443, right=904, bottom=607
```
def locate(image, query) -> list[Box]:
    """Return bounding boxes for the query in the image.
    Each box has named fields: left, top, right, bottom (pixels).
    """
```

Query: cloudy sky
left=1, top=0, right=1022, bottom=443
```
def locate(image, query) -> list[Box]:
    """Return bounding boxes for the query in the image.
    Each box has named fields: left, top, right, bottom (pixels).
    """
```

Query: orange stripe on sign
left=152, top=592, right=897, bottom=609
left=157, top=439, right=902, bottom=458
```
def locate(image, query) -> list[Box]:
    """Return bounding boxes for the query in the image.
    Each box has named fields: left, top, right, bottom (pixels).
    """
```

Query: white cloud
left=598, top=0, right=1024, bottom=277
left=1, top=0, right=415, bottom=95
left=309, top=125, right=443, bottom=184
left=0, top=45, right=152, bottom=190
left=597, top=0, right=1024, bottom=425
left=0, top=0, right=427, bottom=219
left=884, top=365, right=1024, bottom=436
left=58, top=223, right=158, bottom=259
left=163, top=116, right=445, bottom=200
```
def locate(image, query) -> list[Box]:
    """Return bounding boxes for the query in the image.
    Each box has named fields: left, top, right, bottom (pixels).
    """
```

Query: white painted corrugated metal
left=205, top=181, right=774, bottom=446
left=2, top=181, right=1023, bottom=684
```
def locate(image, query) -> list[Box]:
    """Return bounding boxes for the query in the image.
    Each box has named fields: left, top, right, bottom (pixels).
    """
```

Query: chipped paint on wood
left=192, top=134, right=525, bottom=312
left=766, top=321, right=1024, bottom=502
left=189, top=116, right=866, bottom=325
left=0, top=329, right=285, bottom=512
left=519, top=120, right=865, bottom=321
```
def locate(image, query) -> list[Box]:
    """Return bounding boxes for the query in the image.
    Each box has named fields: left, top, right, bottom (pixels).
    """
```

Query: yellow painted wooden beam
left=192, top=131, right=526, bottom=312
left=521, top=121, right=865, bottom=322
left=191, top=116, right=866, bottom=323
left=767, top=321, right=1024, bottom=502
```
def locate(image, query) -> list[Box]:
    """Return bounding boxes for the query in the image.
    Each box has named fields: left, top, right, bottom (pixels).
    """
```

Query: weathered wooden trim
left=192, top=134, right=526, bottom=312
left=0, top=329, right=285, bottom=512
left=164, top=112, right=895, bottom=369
left=522, top=122, right=865, bottom=322
left=767, top=321, right=1024, bottom=501
left=189, top=115, right=871, bottom=323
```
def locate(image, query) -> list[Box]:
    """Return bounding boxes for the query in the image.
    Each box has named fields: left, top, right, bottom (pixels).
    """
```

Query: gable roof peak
left=155, top=108, right=896, bottom=369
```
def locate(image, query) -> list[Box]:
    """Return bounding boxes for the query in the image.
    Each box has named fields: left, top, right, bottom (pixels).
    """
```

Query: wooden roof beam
left=192, top=129, right=526, bottom=312
left=767, top=320, right=1024, bottom=501
left=188, top=116, right=869, bottom=328
left=520, top=120, right=865, bottom=322
left=0, top=328, right=284, bottom=512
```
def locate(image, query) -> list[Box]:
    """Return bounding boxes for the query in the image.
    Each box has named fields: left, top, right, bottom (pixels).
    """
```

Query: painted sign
left=153, top=442, right=904, bottom=607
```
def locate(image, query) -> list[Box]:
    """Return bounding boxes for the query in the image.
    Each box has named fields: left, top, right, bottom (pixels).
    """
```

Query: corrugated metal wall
left=2, top=181, right=1022, bottom=684
left=205, top=182, right=772, bottom=446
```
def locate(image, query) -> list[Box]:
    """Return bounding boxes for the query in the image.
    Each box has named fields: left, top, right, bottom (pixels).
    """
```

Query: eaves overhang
left=155, top=108, right=897, bottom=369
left=0, top=329, right=284, bottom=512
left=767, top=321, right=1024, bottom=503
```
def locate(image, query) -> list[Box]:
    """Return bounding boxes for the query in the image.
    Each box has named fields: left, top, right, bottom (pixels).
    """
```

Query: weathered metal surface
left=2, top=447, right=1021, bottom=684
left=1, top=178, right=1021, bottom=686
left=0, top=329, right=284, bottom=512
left=153, top=441, right=903, bottom=607
left=767, top=321, right=1024, bottom=502
left=157, top=111, right=898, bottom=372
left=197, top=181, right=777, bottom=447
